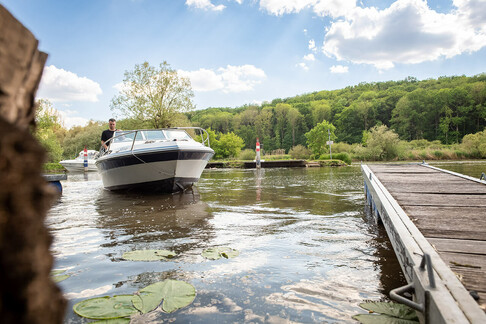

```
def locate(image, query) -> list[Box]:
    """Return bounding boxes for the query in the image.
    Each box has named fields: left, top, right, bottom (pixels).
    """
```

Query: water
left=47, top=162, right=486, bottom=323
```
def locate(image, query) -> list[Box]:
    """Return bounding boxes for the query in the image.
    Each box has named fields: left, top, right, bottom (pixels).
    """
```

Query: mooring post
left=83, top=145, right=88, bottom=172
left=256, top=138, right=261, bottom=169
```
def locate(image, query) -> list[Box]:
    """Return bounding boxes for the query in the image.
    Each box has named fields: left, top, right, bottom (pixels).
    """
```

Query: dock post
left=256, top=138, right=261, bottom=169
left=83, top=145, right=88, bottom=172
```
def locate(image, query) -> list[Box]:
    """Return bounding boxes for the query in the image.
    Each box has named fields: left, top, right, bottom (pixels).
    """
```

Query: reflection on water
left=48, top=165, right=422, bottom=323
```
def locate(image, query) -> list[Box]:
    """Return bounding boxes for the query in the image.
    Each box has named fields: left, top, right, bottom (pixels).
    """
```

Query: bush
left=332, top=142, right=354, bottom=153
left=269, top=149, right=285, bottom=155
left=44, top=163, right=65, bottom=172
left=460, top=129, right=486, bottom=158
left=289, top=145, right=311, bottom=159
left=239, top=149, right=255, bottom=160
left=214, top=132, right=245, bottom=159
left=264, top=154, right=291, bottom=161
left=433, top=150, right=443, bottom=159
left=364, top=125, right=402, bottom=160
left=319, top=153, right=351, bottom=165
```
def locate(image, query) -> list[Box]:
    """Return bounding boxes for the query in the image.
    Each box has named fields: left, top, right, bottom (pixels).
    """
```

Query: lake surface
left=47, top=161, right=486, bottom=323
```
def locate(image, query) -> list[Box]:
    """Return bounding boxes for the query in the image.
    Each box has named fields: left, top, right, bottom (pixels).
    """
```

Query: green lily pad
left=73, top=295, right=138, bottom=320
left=359, top=302, right=419, bottom=321
left=353, top=314, right=419, bottom=324
left=51, top=269, right=67, bottom=276
left=202, top=247, right=239, bottom=260
left=122, top=249, right=176, bottom=261
left=132, top=279, right=196, bottom=314
left=92, top=319, right=131, bottom=324
left=52, top=274, right=70, bottom=283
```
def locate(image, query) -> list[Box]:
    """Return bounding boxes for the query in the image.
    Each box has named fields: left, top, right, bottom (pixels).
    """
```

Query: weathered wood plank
left=428, top=238, right=486, bottom=255
left=369, top=164, right=437, bottom=173
left=382, top=182, right=486, bottom=194
left=393, top=193, right=486, bottom=207
left=376, top=173, right=478, bottom=183
left=403, top=206, right=486, bottom=240
left=479, top=293, right=486, bottom=311
left=439, top=252, right=486, bottom=292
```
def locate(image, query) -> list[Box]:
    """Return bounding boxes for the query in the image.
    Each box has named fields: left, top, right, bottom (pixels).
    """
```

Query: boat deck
left=362, top=163, right=486, bottom=323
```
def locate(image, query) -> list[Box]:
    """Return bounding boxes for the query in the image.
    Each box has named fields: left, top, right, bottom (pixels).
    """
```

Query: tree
left=34, top=99, right=65, bottom=162
left=287, top=107, right=303, bottom=147
left=61, top=121, right=105, bottom=159
left=364, top=125, right=401, bottom=160
left=305, top=120, right=336, bottom=156
left=215, top=132, right=245, bottom=159
left=460, top=129, right=486, bottom=158
left=111, top=61, right=194, bottom=128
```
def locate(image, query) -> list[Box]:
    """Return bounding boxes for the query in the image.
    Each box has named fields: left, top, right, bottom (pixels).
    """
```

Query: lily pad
left=122, top=249, right=176, bottom=261
left=352, top=314, right=419, bottom=324
left=52, top=274, right=70, bottom=283
left=359, top=302, right=418, bottom=321
left=202, top=247, right=239, bottom=260
left=132, top=279, right=196, bottom=314
left=51, top=269, right=67, bottom=276
left=92, top=319, right=131, bottom=324
left=73, top=295, right=138, bottom=320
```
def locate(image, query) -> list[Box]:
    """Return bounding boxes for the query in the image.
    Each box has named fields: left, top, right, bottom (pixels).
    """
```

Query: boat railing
left=98, top=127, right=211, bottom=157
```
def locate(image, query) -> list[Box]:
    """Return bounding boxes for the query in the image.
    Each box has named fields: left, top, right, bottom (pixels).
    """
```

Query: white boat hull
left=59, top=160, right=98, bottom=172
left=96, top=148, right=213, bottom=192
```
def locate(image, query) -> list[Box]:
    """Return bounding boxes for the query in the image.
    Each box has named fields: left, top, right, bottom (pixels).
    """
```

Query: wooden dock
left=362, top=163, right=486, bottom=323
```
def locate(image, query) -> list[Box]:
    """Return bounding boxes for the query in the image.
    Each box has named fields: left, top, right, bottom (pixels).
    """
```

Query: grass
left=44, top=163, right=66, bottom=173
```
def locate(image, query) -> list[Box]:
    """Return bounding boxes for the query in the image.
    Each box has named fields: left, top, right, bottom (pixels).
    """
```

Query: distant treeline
left=35, top=74, right=486, bottom=163
left=186, top=74, right=486, bottom=152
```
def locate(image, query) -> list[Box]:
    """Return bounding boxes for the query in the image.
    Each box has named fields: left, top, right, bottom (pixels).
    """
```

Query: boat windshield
left=164, top=130, right=192, bottom=141
left=136, top=130, right=168, bottom=141
left=112, top=131, right=137, bottom=144
left=75, top=151, right=98, bottom=160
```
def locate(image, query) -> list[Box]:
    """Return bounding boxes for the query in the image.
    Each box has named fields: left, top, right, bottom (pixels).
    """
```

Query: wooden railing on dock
left=362, top=163, right=486, bottom=323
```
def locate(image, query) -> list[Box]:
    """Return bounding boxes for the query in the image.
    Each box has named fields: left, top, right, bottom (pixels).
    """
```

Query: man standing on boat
left=101, top=118, right=117, bottom=150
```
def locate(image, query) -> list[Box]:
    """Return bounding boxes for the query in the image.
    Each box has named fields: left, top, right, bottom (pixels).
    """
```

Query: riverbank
left=206, top=159, right=348, bottom=168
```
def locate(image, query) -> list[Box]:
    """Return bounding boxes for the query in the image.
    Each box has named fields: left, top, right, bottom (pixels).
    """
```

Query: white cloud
left=259, top=0, right=486, bottom=70
left=322, top=0, right=486, bottom=69
left=303, top=53, right=315, bottom=61
left=330, top=65, right=349, bottom=73
left=259, top=0, right=357, bottom=17
left=297, top=62, right=309, bottom=71
left=312, top=0, right=358, bottom=18
left=185, top=0, right=225, bottom=11
left=308, top=39, right=316, bottom=51
left=38, top=65, right=102, bottom=102
left=57, top=110, right=90, bottom=129
left=179, top=65, right=266, bottom=93
left=259, top=0, right=317, bottom=16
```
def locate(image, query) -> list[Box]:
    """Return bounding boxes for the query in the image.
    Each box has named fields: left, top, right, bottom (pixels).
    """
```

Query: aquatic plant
left=121, top=249, right=176, bottom=261
left=73, top=279, right=196, bottom=320
left=353, top=301, right=419, bottom=324
left=202, top=247, right=239, bottom=260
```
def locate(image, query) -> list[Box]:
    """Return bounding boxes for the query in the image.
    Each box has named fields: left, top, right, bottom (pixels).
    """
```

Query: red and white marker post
left=83, top=145, right=88, bottom=172
left=256, top=138, right=261, bottom=169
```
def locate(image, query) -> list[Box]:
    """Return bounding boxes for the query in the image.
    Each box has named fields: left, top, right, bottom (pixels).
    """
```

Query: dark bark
left=0, top=4, right=66, bottom=323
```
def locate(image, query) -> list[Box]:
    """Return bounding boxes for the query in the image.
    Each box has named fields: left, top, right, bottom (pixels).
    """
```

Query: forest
left=35, top=74, right=486, bottom=163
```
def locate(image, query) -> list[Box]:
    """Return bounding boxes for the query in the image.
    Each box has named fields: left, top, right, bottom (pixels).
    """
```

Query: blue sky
left=2, top=0, right=486, bottom=128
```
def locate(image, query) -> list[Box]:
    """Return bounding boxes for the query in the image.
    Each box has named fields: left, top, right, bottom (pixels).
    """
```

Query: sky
left=2, top=0, right=486, bottom=128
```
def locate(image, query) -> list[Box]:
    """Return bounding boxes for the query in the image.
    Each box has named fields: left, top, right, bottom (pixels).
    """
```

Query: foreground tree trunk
left=0, top=5, right=66, bottom=323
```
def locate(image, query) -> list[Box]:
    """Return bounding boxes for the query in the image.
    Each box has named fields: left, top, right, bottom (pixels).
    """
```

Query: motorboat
left=95, top=127, right=214, bottom=192
left=59, top=150, right=99, bottom=172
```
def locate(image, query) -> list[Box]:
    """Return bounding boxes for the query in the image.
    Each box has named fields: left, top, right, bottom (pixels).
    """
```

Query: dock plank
left=392, top=193, right=486, bottom=207
left=383, top=183, right=486, bottom=194
left=428, top=238, right=486, bottom=255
